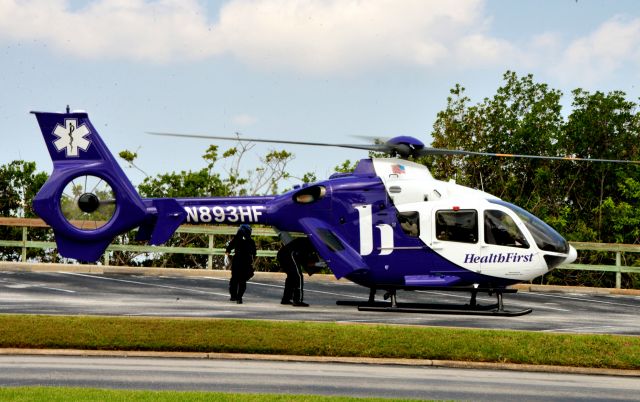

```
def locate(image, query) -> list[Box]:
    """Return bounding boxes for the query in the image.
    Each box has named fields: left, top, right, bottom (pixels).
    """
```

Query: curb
left=1, top=348, right=638, bottom=378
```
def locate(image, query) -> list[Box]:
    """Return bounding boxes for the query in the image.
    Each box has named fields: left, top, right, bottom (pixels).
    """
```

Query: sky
left=2, top=0, right=640, bottom=189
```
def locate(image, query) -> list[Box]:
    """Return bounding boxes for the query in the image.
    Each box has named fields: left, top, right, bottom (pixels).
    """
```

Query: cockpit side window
left=436, top=210, right=478, bottom=244
left=398, top=211, right=420, bottom=237
left=484, top=210, right=529, bottom=249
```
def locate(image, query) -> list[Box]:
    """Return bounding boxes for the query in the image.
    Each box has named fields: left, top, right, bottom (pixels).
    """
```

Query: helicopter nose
left=564, top=245, right=577, bottom=265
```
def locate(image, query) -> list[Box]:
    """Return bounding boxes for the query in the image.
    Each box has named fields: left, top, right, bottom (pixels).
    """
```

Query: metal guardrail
left=1, top=217, right=639, bottom=288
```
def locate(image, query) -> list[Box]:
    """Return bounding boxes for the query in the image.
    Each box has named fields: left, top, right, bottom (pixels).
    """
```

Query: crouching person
left=278, top=237, right=318, bottom=307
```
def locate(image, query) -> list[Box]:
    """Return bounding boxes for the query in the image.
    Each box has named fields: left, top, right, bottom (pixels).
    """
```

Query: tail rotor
left=59, top=174, right=116, bottom=231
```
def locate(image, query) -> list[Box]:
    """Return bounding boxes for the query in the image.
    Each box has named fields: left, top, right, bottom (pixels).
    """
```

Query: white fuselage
left=371, top=158, right=576, bottom=282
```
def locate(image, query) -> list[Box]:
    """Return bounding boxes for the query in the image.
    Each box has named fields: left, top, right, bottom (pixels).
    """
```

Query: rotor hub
left=386, top=136, right=425, bottom=158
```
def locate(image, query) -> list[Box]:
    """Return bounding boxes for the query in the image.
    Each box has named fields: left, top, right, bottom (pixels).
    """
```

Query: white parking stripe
left=60, top=272, right=228, bottom=297
left=537, top=305, right=570, bottom=312
left=528, top=292, right=639, bottom=308
left=2, top=282, right=75, bottom=293
left=207, top=276, right=367, bottom=299
left=38, top=286, right=76, bottom=293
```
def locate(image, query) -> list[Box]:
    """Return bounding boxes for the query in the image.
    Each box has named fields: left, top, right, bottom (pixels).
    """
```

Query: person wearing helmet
left=225, top=224, right=256, bottom=304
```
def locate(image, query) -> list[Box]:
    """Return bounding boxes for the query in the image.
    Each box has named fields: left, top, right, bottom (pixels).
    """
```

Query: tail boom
left=178, top=196, right=275, bottom=225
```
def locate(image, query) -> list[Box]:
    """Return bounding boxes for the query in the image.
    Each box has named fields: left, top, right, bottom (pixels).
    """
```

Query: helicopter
left=30, top=108, right=638, bottom=316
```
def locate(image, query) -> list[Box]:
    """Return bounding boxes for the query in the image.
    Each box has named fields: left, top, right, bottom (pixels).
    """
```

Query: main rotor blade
left=420, top=147, right=640, bottom=164
left=148, top=131, right=640, bottom=164
left=147, top=132, right=388, bottom=152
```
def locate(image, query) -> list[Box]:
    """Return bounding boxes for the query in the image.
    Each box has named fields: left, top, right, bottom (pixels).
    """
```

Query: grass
left=0, top=314, right=639, bottom=370
left=0, top=387, right=417, bottom=402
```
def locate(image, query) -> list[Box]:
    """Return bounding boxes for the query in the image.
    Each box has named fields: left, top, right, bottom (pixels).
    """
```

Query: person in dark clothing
left=225, top=224, right=256, bottom=304
left=278, top=237, right=316, bottom=307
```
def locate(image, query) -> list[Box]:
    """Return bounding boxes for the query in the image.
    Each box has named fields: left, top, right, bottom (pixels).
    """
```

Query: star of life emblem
left=52, top=118, right=91, bottom=157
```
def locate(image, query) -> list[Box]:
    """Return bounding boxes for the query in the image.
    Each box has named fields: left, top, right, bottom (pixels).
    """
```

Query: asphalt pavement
left=1, top=354, right=639, bottom=401
left=1, top=262, right=640, bottom=400
left=1, top=263, right=639, bottom=334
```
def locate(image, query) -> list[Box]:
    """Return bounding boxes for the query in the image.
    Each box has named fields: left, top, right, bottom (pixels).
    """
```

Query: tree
left=222, top=145, right=294, bottom=196
left=428, top=71, right=640, bottom=287
left=0, top=161, right=48, bottom=218
left=118, top=148, right=148, bottom=177
left=560, top=89, right=640, bottom=242
left=136, top=145, right=231, bottom=198
left=429, top=71, right=565, bottom=218
left=116, top=142, right=297, bottom=269
left=0, top=161, right=49, bottom=261
left=333, top=160, right=358, bottom=174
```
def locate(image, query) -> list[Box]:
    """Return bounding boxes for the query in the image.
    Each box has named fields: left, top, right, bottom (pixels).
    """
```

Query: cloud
left=214, top=0, right=496, bottom=72
left=2, top=0, right=639, bottom=81
left=552, top=15, right=640, bottom=83
left=0, top=0, right=216, bottom=62
left=231, top=113, right=256, bottom=127
left=452, top=34, right=522, bottom=68
left=0, top=0, right=511, bottom=72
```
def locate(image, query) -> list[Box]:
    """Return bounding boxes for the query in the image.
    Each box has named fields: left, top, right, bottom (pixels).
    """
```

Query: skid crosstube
left=336, top=286, right=532, bottom=316
left=336, top=300, right=532, bottom=316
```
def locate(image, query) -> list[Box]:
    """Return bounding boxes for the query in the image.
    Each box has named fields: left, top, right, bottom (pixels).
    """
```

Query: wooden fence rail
left=0, top=217, right=280, bottom=270
left=1, top=217, right=639, bottom=288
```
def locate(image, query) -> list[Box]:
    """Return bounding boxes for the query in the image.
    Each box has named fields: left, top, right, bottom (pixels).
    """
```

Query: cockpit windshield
left=488, top=199, right=569, bottom=254
left=484, top=209, right=529, bottom=248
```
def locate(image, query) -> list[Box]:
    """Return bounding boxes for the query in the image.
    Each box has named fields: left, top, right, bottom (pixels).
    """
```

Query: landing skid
left=351, top=302, right=531, bottom=316
left=336, top=288, right=532, bottom=317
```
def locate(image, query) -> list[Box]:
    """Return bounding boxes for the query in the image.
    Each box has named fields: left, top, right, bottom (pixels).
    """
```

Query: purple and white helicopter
left=33, top=108, right=633, bottom=316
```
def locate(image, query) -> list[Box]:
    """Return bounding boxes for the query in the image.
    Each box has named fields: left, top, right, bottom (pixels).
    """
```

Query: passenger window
left=436, top=210, right=478, bottom=243
left=398, top=211, right=420, bottom=237
left=484, top=210, right=529, bottom=248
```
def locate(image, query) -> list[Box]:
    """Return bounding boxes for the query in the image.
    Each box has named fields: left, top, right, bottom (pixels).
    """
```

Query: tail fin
left=31, top=109, right=185, bottom=262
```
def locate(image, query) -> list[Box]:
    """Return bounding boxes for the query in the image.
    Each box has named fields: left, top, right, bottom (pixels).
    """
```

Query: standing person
left=278, top=237, right=315, bottom=307
left=225, top=224, right=256, bottom=304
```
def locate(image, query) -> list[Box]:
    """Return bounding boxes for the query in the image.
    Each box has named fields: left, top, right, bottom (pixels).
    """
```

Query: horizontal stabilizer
left=298, top=217, right=368, bottom=279
left=148, top=199, right=187, bottom=245
left=137, top=199, right=187, bottom=244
